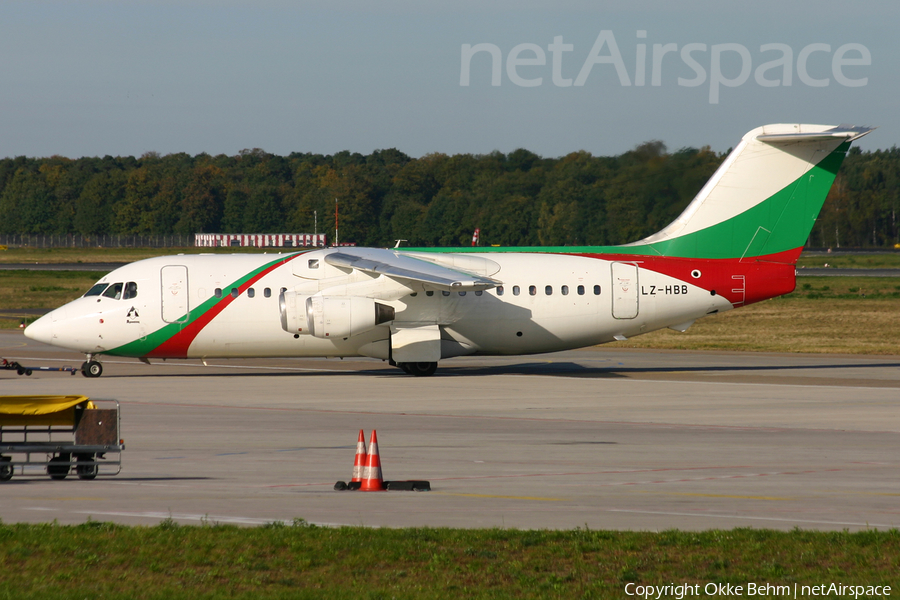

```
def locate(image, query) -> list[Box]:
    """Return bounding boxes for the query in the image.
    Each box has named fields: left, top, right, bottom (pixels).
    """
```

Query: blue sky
left=0, top=1, right=894, bottom=159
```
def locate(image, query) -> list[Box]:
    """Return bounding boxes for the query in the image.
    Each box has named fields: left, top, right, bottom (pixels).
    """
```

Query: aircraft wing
left=324, top=248, right=502, bottom=291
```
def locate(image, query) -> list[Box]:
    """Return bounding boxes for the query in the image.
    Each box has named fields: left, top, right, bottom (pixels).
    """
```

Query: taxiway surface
left=2, top=329, right=899, bottom=531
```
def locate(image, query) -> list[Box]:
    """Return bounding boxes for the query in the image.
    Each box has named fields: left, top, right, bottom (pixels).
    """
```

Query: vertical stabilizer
left=628, top=124, right=873, bottom=261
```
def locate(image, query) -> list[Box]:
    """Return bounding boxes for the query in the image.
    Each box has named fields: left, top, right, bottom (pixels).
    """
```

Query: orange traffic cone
left=360, top=430, right=385, bottom=491
left=351, top=429, right=367, bottom=483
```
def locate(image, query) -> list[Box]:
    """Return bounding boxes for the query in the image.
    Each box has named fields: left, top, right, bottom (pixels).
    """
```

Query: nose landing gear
left=81, top=356, right=103, bottom=378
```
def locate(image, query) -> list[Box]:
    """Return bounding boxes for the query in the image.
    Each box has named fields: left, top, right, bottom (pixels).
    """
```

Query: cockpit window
left=123, top=282, right=138, bottom=300
left=84, top=283, right=109, bottom=297
left=102, top=282, right=124, bottom=300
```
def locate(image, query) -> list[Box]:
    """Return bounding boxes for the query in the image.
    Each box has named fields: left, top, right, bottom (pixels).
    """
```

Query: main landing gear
left=81, top=355, right=103, bottom=378
left=396, top=362, right=438, bottom=377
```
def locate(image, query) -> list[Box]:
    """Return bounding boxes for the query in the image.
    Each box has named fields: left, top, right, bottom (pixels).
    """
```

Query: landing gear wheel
left=47, top=455, right=70, bottom=480
left=0, top=457, right=12, bottom=482
left=396, top=362, right=412, bottom=374
left=76, top=454, right=98, bottom=480
left=81, top=361, right=103, bottom=378
left=407, top=362, right=438, bottom=377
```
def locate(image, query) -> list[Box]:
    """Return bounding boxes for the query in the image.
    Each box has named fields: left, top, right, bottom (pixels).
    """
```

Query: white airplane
left=25, top=124, right=873, bottom=377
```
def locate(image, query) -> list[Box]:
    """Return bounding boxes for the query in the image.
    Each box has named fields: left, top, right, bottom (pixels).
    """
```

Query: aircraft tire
left=396, top=362, right=412, bottom=374
left=408, top=362, right=438, bottom=377
left=0, top=458, right=12, bottom=482
left=82, top=361, right=103, bottom=378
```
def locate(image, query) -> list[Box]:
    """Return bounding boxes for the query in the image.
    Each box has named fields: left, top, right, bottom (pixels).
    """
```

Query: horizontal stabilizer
left=757, top=124, right=875, bottom=143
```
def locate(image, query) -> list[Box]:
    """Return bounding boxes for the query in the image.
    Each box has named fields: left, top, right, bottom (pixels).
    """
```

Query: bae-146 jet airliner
left=25, top=124, right=873, bottom=377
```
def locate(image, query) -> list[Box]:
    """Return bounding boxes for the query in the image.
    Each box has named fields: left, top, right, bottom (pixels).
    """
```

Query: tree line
left=0, top=143, right=897, bottom=248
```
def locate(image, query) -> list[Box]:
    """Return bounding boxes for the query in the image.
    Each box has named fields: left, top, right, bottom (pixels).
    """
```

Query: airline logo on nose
left=126, top=307, right=140, bottom=324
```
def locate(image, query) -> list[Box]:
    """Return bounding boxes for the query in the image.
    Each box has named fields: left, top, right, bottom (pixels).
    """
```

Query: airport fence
left=0, top=234, right=194, bottom=249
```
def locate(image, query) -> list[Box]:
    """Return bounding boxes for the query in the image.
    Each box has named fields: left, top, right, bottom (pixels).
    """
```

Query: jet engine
left=280, top=291, right=395, bottom=339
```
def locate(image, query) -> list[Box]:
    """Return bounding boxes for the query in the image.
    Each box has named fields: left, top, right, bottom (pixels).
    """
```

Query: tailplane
left=626, top=124, right=874, bottom=261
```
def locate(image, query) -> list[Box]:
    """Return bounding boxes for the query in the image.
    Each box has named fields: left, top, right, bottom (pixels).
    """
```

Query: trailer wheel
left=0, top=458, right=12, bottom=482
left=76, top=454, right=98, bottom=480
left=47, top=456, right=69, bottom=480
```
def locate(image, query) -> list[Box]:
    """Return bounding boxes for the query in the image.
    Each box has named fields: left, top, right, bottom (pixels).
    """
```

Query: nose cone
left=24, top=311, right=55, bottom=345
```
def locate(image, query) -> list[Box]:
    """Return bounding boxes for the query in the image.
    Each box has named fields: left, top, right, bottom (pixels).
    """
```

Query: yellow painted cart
left=0, top=396, right=124, bottom=481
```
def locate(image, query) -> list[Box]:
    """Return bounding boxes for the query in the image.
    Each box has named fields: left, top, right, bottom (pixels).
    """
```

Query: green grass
left=796, top=252, right=900, bottom=269
left=784, top=276, right=900, bottom=299
left=0, top=522, right=897, bottom=599
left=0, top=246, right=284, bottom=263
left=3, top=248, right=899, bottom=266
left=0, top=270, right=99, bottom=327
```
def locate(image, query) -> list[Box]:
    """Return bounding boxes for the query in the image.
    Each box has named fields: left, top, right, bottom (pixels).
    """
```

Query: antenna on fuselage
left=394, top=240, right=407, bottom=249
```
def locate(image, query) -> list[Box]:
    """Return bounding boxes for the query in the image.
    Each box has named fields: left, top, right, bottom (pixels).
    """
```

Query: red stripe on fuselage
left=569, top=248, right=800, bottom=307
left=146, top=254, right=305, bottom=358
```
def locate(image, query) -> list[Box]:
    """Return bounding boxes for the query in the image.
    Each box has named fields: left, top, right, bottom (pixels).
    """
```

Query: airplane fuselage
left=28, top=248, right=791, bottom=361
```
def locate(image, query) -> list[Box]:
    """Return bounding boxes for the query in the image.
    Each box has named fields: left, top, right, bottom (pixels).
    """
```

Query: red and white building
left=194, top=233, right=328, bottom=248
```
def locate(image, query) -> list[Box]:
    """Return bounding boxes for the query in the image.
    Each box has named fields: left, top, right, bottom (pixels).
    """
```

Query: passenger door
left=161, top=265, right=190, bottom=323
left=611, top=262, right=639, bottom=319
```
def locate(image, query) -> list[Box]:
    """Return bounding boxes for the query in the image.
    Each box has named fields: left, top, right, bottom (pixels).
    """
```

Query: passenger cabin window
left=458, top=291, right=466, bottom=296
left=248, top=288, right=255, bottom=298
left=577, top=285, right=585, bottom=295
left=123, top=282, right=138, bottom=300
left=593, top=285, right=601, bottom=295
left=561, top=285, right=569, bottom=296
left=231, top=288, right=239, bottom=298
left=529, top=285, right=537, bottom=296
left=215, top=288, right=223, bottom=298
left=102, top=282, right=123, bottom=300
left=426, top=291, right=434, bottom=297
left=496, top=286, right=504, bottom=296
left=513, top=286, right=520, bottom=296
left=545, top=285, right=552, bottom=295
left=84, top=283, right=108, bottom=297
left=474, top=290, right=483, bottom=296
left=442, top=291, right=450, bottom=297
left=264, top=288, right=271, bottom=298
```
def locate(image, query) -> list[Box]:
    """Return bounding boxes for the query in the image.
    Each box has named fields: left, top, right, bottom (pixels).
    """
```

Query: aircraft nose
left=24, top=311, right=55, bottom=344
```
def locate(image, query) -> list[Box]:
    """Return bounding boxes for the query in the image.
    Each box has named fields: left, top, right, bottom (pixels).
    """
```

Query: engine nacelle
left=280, top=292, right=395, bottom=339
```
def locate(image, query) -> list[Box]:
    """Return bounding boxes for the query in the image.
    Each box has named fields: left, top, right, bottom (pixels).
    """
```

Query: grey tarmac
left=1, top=329, right=899, bottom=531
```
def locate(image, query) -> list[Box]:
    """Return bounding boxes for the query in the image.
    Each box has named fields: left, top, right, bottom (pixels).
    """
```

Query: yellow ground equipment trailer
left=0, top=396, right=124, bottom=481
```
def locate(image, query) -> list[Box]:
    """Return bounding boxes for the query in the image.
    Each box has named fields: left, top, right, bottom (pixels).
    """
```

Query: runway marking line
left=116, top=399, right=900, bottom=435
left=10, top=497, right=106, bottom=502
left=653, top=492, right=795, bottom=501
left=21, top=507, right=346, bottom=528
left=434, top=492, right=568, bottom=502
left=601, top=507, right=899, bottom=529
left=6, top=352, right=900, bottom=390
